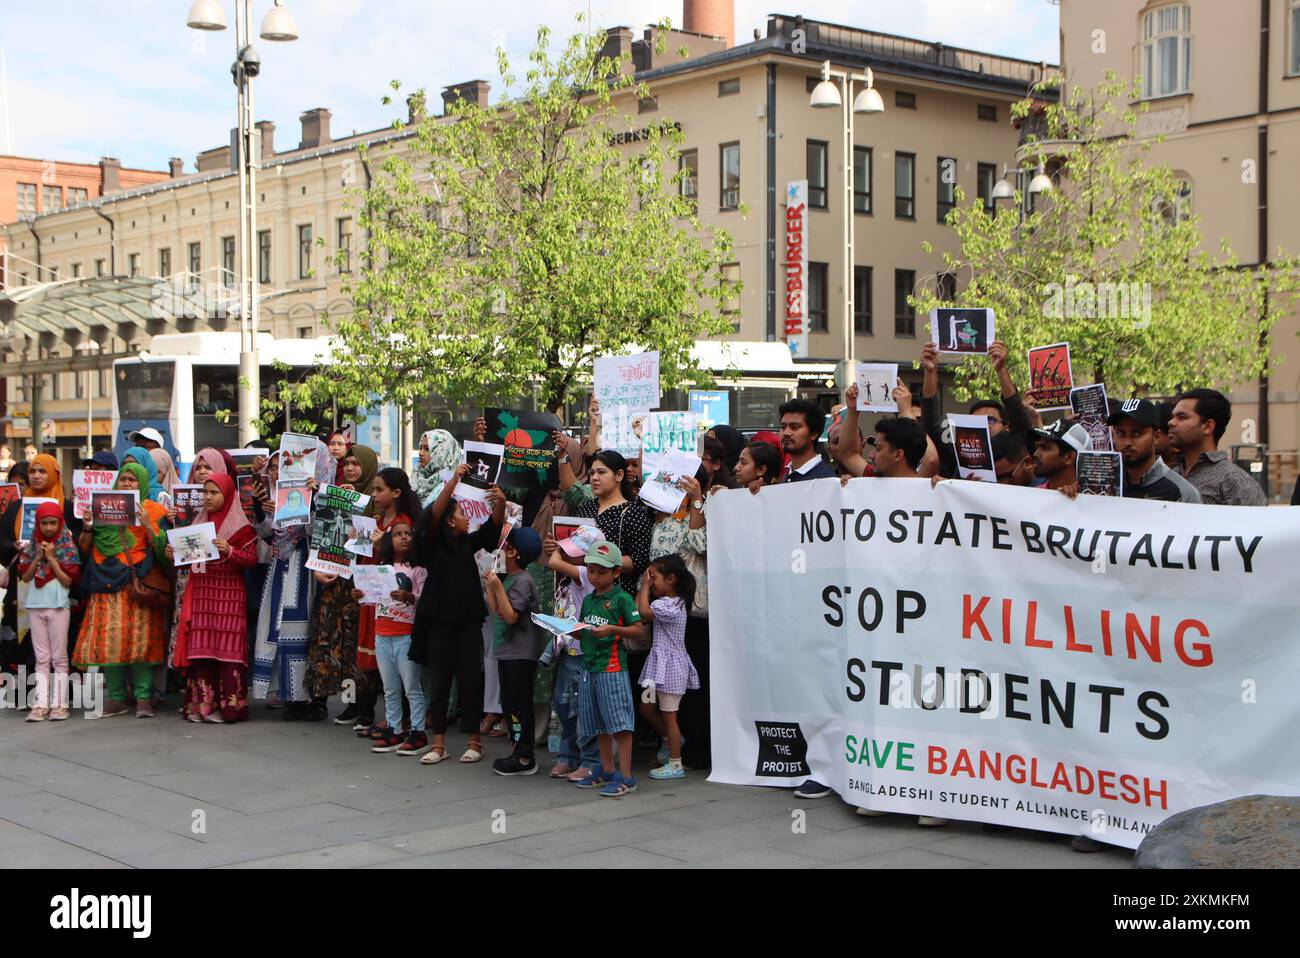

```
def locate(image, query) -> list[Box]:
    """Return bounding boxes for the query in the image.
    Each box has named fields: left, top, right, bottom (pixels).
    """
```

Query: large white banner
left=707, top=478, right=1300, bottom=849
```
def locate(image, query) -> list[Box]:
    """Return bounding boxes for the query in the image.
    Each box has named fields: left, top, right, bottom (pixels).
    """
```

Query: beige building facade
left=1, top=10, right=1054, bottom=466
left=1060, top=0, right=1300, bottom=498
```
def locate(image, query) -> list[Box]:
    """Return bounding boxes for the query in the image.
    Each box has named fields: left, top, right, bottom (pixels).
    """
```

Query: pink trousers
left=29, top=607, right=70, bottom=708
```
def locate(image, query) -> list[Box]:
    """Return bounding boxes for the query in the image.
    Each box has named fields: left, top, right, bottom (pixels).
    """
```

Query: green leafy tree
left=912, top=75, right=1300, bottom=403
left=268, top=17, right=739, bottom=427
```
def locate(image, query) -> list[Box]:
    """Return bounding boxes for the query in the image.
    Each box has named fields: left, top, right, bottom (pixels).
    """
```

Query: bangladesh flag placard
left=485, top=407, right=564, bottom=489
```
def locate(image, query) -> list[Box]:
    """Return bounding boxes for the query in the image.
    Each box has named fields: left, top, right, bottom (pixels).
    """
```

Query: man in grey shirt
left=1167, top=389, right=1267, bottom=506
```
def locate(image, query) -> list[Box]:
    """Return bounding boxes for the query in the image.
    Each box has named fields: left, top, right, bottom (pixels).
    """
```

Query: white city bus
left=111, top=332, right=400, bottom=474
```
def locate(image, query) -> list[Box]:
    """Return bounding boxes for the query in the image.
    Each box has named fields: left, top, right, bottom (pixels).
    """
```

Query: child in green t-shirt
left=574, top=540, right=644, bottom=798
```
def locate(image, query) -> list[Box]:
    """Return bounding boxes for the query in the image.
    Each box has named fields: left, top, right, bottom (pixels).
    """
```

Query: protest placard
left=930, top=307, right=994, bottom=354
left=1026, top=343, right=1073, bottom=411
left=483, top=408, right=562, bottom=489
left=20, top=497, right=58, bottom=540
left=352, top=563, right=399, bottom=605
left=460, top=441, right=504, bottom=501
left=1076, top=450, right=1124, bottom=497
left=640, top=411, right=698, bottom=457
left=306, top=484, right=370, bottom=577
left=707, top=479, right=1300, bottom=847
left=72, top=470, right=116, bottom=520
left=167, top=522, right=220, bottom=566
left=225, top=448, right=270, bottom=476
left=595, top=352, right=660, bottom=457
left=172, top=485, right=204, bottom=527
left=1070, top=383, right=1111, bottom=451
left=273, top=478, right=312, bottom=527
left=855, top=363, right=899, bottom=413
left=948, top=413, right=996, bottom=482
left=91, top=490, right=137, bottom=528
left=0, top=483, right=20, bottom=520
left=344, top=514, right=378, bottom=557
left=277, top=433, right=319, bottom=481
left=236, top=474, right=260, bottom=521
left=639, top=449, right=702, bottom=514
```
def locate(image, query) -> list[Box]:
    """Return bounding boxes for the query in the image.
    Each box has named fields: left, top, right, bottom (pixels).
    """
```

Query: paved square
left=0, top=703, right=1133, bottom=868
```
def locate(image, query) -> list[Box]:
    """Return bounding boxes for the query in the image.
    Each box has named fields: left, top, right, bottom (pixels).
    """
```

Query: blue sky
left=0, top=0, right=1059, bottom=171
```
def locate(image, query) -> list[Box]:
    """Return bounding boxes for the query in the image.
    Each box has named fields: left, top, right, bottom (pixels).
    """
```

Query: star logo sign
left=788, top=183, right=801, bottom=200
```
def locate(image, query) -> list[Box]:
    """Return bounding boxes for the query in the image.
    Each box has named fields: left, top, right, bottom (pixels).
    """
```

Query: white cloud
left=0, top=0, right=1057, bottom=170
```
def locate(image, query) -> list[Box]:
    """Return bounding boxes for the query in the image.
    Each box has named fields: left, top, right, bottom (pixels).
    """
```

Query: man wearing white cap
left=1029, top=420, right=1090, bottom=492
left=128, top=427, right=166, bottom=451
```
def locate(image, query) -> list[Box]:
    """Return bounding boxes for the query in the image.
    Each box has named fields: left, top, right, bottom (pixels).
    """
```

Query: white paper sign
left=352, top=563, right=399, bottom=605
left=640, top=411, right=699, bottom=457
left=167, top=522, right=220, bottom=566
left=639, top=449, right=702, bottom=514
left=72, top=470, right=117, bottom=520
left=854, top=363, right=899, bottom=413
left=344, top=515, right=378, bottom=556
left=595, top=352, right=660, bottom=458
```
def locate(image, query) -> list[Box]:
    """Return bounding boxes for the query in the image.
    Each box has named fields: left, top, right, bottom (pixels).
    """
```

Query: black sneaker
left=351, top=713, right=375, bottom=733
left=358, top=722, right=385, bottom=740
left=371, top=728, right=408, bottom=753
left=492, top=754, right=540, bottom=776
left=334, top=704, right=359, bottom=726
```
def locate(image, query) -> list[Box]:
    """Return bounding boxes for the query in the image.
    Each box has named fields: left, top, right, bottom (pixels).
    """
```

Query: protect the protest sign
left=930, top=307, right=994, bottom=354
left=91, top=490, right=137, bottom=528
left=1077, top=451, right=1124, bottom=497
left=277, top=433, right=319, bottom=481
left=274, top=478, right=312, bottom=527
left=172, top=485, right=205, bottom=526
left=72, top=469, right=116, bottom=520
left=948, top=413, right=996, bottom=483
left=460, top=441, right=504, bottom=501
left=855, top=363, right=899, bottom=413
left=706, top=480, right=1300, bottom=848
left=306, top=483, right=370, bottom=577
left=484, top=408, right=562, bottom=489
left=1026, top=343, right=1073, bottom=411
left=1070, top=383, right=1112, bottom=451
left=20, top=497, right=58, bottom=540
left=167, top=522, right=220, bottom=566
left=595, top=352, right=660, bottom=458
left=639, top=411, right=698, bottom=457
left=639, top=450, right=702, bottom=514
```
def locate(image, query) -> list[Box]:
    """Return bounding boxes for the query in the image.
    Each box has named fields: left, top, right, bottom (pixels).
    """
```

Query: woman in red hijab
left=17, top=502, right=81, bottom=720
left=751, top=430, right=791, bottom=481
left=170, top=473, right=258, bottom=723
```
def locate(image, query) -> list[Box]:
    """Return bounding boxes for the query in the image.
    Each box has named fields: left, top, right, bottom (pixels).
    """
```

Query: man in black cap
left=1108, top=399, right=1200, bottom=503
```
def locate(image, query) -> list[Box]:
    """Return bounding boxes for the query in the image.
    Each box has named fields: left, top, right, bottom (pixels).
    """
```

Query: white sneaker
left=917, top=816, right=949, bottom=827
left=855, top=807, right=889, bottom=817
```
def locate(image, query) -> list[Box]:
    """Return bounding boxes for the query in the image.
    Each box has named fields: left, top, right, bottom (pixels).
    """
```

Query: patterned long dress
left=305, top=575, right=359, bottom=700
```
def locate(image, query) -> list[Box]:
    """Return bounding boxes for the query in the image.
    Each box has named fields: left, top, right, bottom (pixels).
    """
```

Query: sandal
left=459, top=741, right=485, bottom=763
left=478, top=714, right=499, bottom=735
left=420, top=745, right=449, bottom=766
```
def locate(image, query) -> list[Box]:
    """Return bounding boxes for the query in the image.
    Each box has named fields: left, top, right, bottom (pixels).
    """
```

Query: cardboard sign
left=483, top=408, right=562, bottom=489
left=273, top=478, right=313, bottom=527
left=930, top=307, right=995, bottom=354
left=948, top=413, right=996, bottom=483
left=1077, top=450, right=1124, bottom=497
left=20, top=497, right=58, bottom=540
left=172, top=485, right=205, bottom=527
left=167, top=522, right=220, bottom=566
left=595, top=352, right=661, bottom=458
left=460, top=441, right=504, bottom=501
left=277, top=433, right=319, bottom=481
left=1026, top=342, right=1073, bottom=411
left=640, top=411, right=698, bottom=457
left=306, top=484, right=371, bottom=577
left=854, top=363, right=899, bottom=413
left=1070, top=383, right=1112, bottom=452
left=91, top=490, right=138, bottom=528
left=72, top=470, right=117, bottom=520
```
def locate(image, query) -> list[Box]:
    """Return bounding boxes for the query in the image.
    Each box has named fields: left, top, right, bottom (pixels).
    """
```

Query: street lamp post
left=75, top=340, right=101, bottom=458
left=187, top=0, right=299, bottom=446
left=810, top=60, right=884, bottom=391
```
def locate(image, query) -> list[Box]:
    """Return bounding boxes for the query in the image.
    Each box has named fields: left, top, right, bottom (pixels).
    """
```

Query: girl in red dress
left=171, top=473, right=258, bottom=723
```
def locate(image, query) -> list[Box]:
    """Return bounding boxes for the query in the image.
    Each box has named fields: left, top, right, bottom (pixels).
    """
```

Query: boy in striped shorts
left=574, top=540, right=645, bottom=798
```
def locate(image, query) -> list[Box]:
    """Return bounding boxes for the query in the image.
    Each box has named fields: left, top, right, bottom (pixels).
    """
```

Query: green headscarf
left=349, top=444, right=379, bottom=497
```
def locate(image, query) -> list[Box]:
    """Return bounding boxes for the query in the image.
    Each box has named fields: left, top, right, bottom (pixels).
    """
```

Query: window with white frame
left=1141, top=4, right=1191, bottom=99
left=16, top=183, right=36, bottom=217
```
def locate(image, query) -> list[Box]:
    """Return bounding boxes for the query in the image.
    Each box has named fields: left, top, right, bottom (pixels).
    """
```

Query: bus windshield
left=116, top=361, right=175, bottom=419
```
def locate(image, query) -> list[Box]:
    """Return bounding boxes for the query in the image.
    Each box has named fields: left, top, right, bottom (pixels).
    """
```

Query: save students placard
left=706, top=479, right=1300, bottom=849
